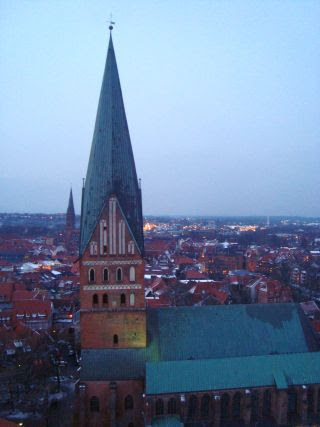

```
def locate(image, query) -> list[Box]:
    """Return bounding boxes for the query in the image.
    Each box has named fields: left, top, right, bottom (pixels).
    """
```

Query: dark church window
left=317, top=388, right=320, bottom=412
left=262, top=390, right=271, bottom=416
left=287, top=389, right=298, bottom=419
left=232, top=392, right=242, bottom=419
left=120, top=293, right=126, bottom=305
left=124, top=395, right=134, bottom=410
left=251, top=391, right=259, bottom=422
left=221, top=393, right=230, bottom=422
left=89, top=268, right=95, bottom=282
left=308, top=388, right=314, bottom=414
left=92, top=294, right=98, bottom=306
left=116, top=267, right=123, bottom=281
left=155, top=399, right=164, bottom=415
left=90, top=396, right=100, bottom=412
left=168, top=397, right=177, bottom=414
left=103, top=268, right=109, bottom=281
left=188, top=395, right=198, bottom=418
left=201, top=394, right=210, bottom=417
left=103, top=294, right=108, bottom=306
left=113, top=334, right=118, bottom=345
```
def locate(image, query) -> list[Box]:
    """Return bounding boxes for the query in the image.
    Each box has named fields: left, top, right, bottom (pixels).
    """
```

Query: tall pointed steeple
left=80, top=33, right=143, bottom=255
left=66, top=187, right=75, bottom=231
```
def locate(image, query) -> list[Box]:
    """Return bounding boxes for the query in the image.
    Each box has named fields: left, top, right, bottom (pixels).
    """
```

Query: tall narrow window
left=232, top=392, right=242, bottom=420
left=124, top=395, right=134, bottom=410
left=113, top=334, right=118, bottom=345
left=116, top=267, right=123, bottom=281
left=128, top=241, right=135, bottom=254
left=92, top=294, right=98, bottom=306
left=89, top=241, right=98, bottom=256
left=129, top=266, right=135, bottom=282
left=103, top=294, right=108, bottom=306
left=129, top=293, right=135, bottom=306
left=90, top=396, right=100, bottom=412
left=103, top=268, right=109, bottom=282
left=100, top=220, right=107, bottom=255
left=168, top=398, right=177, bottom=415
left=262, top=390, right=271, bottom=416
left=155, top=399, right=164, bottom=416
left=120, top=293, right=126, bottom=305
left=188, top=395, right=198, bottom=418
left=89, top=268, right=95, bottom=283
left=201, top=394, right=210, bottom=417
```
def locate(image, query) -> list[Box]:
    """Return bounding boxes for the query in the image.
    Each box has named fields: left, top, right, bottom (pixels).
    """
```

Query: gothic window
left=287, top=389, right=298, bottom=418
left=124, top=395, right=134, bottom=410
left=116, top=267, right=123, bottom=281
left=221, top=393, right=230, bottom=422
left=188, top=395, right=198, bottom=418
left=128, top=241, right=135, bottom=254
left=262, top=390, right=271, bottom=416
left=90, top=396, right=100, bottom=412
left=113, top=334, right=118, bottom=345
left=103, top=294, right=108, bottom=306
left=308, top=388, right=314, bottom=414
left=92, top=294, right=98, bottom=306
left=120, top=293, right=126, bottom=305
left=155, top=399, right=164, bottom=416
left=89, top=268, right=95, bottom=283
left=232, top=392, right=242, bottom=420
left=168, top=397, right=177, bottom=415
left=251, top=391, right=259, bottom=422
left=129, top=266, right=135, bottom=282
left=103, top=268, right=109, bottom=281
left=129, top=293, right=135, bottom=306
left=201, top=394, right=210, bottom=418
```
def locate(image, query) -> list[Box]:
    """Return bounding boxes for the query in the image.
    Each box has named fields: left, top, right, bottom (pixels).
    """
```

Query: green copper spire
left=80, top=34, right=144, bottom=255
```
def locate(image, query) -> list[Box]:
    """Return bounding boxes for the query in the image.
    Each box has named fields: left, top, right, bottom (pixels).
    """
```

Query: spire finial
left=108, top=14, right=115, bottom=32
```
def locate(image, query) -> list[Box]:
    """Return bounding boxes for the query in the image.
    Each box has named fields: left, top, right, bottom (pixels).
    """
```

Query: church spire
left=80, top=33, right=144, bottom=255
left=66, top=187, right=75, bottom=231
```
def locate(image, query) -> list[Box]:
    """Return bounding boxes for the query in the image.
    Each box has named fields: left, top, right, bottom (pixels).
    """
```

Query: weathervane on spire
left=108, top=14, right=115, bottom=31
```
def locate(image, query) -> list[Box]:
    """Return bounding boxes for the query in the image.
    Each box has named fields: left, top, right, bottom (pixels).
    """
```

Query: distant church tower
left=66, top=188, right=76, bottom=233
left=77, top=29, right=145, bottom=426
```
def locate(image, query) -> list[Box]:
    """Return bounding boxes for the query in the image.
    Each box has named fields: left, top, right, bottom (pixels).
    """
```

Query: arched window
left=90, top=396, right=99, bottom=412
left=129, top=266, right=135, bottom=282
left=124, top=395, right=134, bottom=410
left=92, top=294, right=98, bottom=306
left=251, top=391, right=259, bottom=422
left=168, top=398, right=177, bottom=414
left=262, top=390, right=271, bottom=416
left=116, top=267, right=122, bottom=281
left=287, top=389, right=298, bottom=419
left=221, top=393, right=230, bottom=422
left=155, top=399, right=164, bottom=415
left=130, top=293, right=135, bottom=306
left=89, top=268, right=95, bottom=283
left=113, top=334, right=118, bottom=345
left=103, top=268, right=109, bottom=281
left=103, top=294, right=108, bottom=306
left=120, top=293, right=126, bottom=305
left=188, top=395, right=198, bottom=418
left=307, top=388, right=314, bottom=414
left=232, top=392, right=242, bottom=420
left=201, top=394, right=210, bottom=418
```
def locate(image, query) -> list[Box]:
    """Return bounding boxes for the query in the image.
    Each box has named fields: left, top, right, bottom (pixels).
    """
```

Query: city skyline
left=1, top=0, right=319, bottom=216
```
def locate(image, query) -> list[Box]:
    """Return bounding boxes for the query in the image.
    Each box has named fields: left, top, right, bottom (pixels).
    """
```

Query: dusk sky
left=1, top=1, right=319, bottom=216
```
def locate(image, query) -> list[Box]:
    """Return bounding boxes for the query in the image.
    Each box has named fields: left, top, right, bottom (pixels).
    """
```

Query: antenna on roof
left=107, top=13, right=115, bottom=31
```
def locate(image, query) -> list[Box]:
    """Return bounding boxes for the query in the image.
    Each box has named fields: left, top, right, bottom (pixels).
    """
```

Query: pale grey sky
left=1, top=0, right=319, bottom=216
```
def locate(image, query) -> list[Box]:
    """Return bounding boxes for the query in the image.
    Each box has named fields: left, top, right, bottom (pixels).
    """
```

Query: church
left=75, top=29, right=320, bottom=427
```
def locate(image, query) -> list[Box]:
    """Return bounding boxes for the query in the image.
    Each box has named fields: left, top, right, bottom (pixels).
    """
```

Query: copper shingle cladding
left=80, top=35, right=143, bottom=255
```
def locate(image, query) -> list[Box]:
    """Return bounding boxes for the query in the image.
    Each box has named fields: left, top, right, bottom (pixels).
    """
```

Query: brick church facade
left=75, top=30, right=320, bottom=426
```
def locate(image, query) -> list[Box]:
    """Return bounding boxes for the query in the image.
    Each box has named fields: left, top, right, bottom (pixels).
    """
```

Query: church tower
left=66, top=188, right=75, bottom=233
left=77, top=28, right=146, bottom=426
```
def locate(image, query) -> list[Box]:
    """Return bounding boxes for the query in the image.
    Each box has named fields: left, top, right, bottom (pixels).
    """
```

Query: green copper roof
left=81, top=303, right=319, bottom=381
left=146, top=352, right=320, bottom=394
left=80, top=35, right=143, bottom=255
